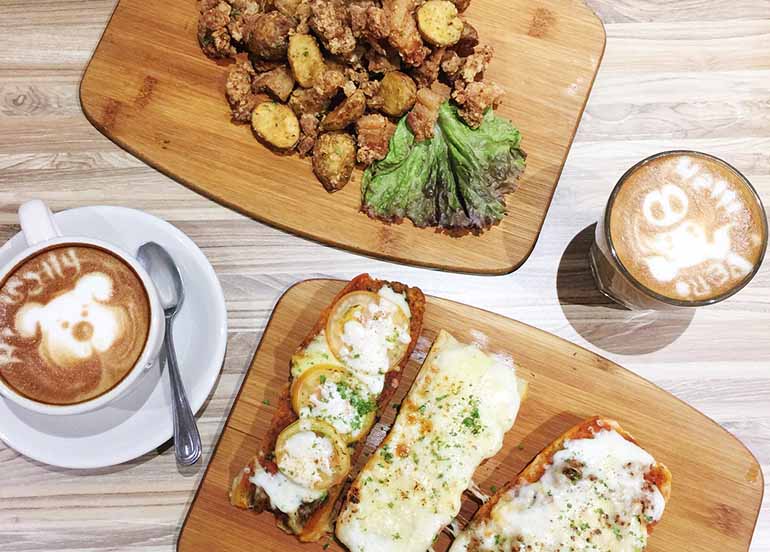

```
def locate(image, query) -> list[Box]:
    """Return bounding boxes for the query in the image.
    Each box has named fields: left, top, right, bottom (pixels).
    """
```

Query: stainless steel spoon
left=137, top=242, right=202, bottom=466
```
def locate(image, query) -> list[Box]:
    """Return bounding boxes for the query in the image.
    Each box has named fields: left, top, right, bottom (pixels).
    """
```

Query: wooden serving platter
left=80, top=0, right=605, bottom=274
left=178, top=279, right=763, bottom=552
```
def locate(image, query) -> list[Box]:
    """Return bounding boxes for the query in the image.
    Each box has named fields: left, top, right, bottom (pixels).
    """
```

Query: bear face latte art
left=592, top=151, right=767, bottom=309
left=0, top=245, right=151, bottom=405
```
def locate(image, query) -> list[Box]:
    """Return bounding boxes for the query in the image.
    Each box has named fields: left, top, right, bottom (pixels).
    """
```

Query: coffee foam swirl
left=0, top=246, right=150, bottom=405
left=610, top=154, right=765, bottom=302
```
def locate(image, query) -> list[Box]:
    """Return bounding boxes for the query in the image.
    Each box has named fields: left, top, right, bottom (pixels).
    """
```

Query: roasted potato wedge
left=313, top=132, right=357, bottom=192
left=379, top=71, right=417, bottom=117
left=416, top=0, right=463, bottom=47
left=321, top=91, right=367, bottom=131
left=253, top=65, right=296, bottom=102
left=288, top=34, right=325, bottom=88
left=252, top=101, right=300, bottom=150
left=245, top=12, right=294, bottom=60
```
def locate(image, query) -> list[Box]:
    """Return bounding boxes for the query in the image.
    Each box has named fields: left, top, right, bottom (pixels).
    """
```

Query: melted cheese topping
left=299, top=379, right=374, bottom=436
left=450, top=430, right=666, bottom=552
left=276, top=430, right=335, bottom=489
left=336, top=330, right=522, bottom=552
left=290, top=331, right=344, bottom=379
left=338, top=296, right=411, bottom=395
left=249, top=464, right=325, bottom=514
left=378, top=286, right=411, bottom=318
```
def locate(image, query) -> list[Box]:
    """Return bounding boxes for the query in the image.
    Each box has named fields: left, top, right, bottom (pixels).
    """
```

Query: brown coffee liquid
left=610, top=153, right=766, bottom=302
left=0, top=245, right=150, bottom=405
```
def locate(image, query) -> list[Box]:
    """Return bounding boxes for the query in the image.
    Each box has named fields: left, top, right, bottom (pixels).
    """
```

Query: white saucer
left=0, top=206, right=227, bottom=469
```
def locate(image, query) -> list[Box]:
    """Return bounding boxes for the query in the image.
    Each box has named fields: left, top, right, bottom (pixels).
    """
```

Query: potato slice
left=288, top=34, right=325, bottom=88
left=251, top=101, right=300, bottom=150
left=417, top=0, right=463, bottom=47
left=379, top=71, right=417, bottom=117
left=312, top=132, right=357, bottom=192
left=321, top=91, right=367, bottom=131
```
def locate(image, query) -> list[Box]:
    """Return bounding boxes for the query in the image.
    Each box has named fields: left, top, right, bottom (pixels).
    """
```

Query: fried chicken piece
left=407, top=87, right=443, bottom=141
left=198, top=1, right=237, bottom=59
left=350, top=2, right=391, bottom=48
left=450, top=0, right=471, bottom=12
left=453, top=21, right=479, bottom=57
left=309, top=0, right=357, bottom=57
left=300, top=113, right=320, bottom=137
left=314, top=69, right=346, bottom=97
left=383, top=0, right=428, bottom=66
left=252, top=65, right=296, bottom=102
left=430, top=80, right=451, bottom=99
left=251, top=58, right=284, bottom=72
left=356, top=114, right=397, bottom=165
left=360, top=79, right=384, bottom=110
left=225, top=54, right=260, bottom=122
left=227, top=1, right=262, bottom=43
left=349, top=1, right=373, bottom=36
left=288, top=69, right=345, bottom=116
left=452, top=80, right=504, bottom=128
left=322, top=90, right=367, bottom=130
left=297, top=113, right=320, bottom=156
left=289, top=88, right=331, bottom=116
left=458, top=44, right=494, bottom=84
left=440, top=49, right=463, bottom=80
left=366, top=48, right=402, bottom=74
left=274, top=0, right=304, bottom=17
left=244, top=11, right=295, bottom=60
left=411, top=47, right=444, bottom=87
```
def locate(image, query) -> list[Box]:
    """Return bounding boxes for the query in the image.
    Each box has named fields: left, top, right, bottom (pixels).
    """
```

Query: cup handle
left=19, top=200, right=62, bottom=246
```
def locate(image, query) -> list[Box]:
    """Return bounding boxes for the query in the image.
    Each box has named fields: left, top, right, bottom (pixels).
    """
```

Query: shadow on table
left=556, top=224, right=694, bottom=355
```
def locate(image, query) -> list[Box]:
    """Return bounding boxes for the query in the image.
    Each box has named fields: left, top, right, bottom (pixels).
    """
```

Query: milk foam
left=611, top=154, right=764, bottom=301
left=0, top=246, right=150, bottom=405
left=15, top=272, right=127, bottom=369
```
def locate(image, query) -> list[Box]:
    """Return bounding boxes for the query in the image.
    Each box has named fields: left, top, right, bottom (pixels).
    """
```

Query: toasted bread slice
left=336, top=330, right=527, bottom=552
left=230, top=274, right=425, bottom=542
left=450, top=416, right=672, bottom=551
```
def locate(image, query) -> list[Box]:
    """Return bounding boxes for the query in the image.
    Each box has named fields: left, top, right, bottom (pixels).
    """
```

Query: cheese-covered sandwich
left=449, top=417, right=672, bottom=551
left=336, top=330, right=527, bottom=552
left=230, top=274, right=425, bottom=542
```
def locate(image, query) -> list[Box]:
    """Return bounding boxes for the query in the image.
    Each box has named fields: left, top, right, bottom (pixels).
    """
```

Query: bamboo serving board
left=80, top=0, right=605, bottom=274
left=177, top=279, right=763, bottom=552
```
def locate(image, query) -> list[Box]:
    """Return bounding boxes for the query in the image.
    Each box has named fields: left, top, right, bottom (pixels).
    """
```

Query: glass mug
left=590, top=151, right=768, bottom=310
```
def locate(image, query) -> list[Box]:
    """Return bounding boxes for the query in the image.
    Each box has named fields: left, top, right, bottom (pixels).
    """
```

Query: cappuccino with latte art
left=591, top=151, right=767, bottom=309
left=0, top=245, right=151, bottom=405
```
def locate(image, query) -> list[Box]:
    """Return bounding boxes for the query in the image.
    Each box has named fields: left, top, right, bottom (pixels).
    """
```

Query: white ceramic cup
left=0, top=200, right=165, bottom=415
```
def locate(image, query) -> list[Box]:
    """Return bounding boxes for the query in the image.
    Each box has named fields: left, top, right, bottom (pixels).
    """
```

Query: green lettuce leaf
left=361, top=102, right=526, bottom=231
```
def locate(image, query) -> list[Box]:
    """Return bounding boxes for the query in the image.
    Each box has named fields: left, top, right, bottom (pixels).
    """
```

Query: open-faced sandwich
left=230, top=274, right=425, bottom=542
left=336, top=329, right=527, bottom=551
left=449, top=416, right=672, bottom=551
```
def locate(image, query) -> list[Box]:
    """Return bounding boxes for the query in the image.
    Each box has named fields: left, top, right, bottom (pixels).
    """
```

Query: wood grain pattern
left=0, top=1, right=768, bottom=551
left=177, top=279, right=763, bottom=552
left=77, top=0, right=606, bottom=275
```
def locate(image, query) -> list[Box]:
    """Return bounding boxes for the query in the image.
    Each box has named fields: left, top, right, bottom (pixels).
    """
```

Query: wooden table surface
left=0, top=1, right=767, bottom=550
